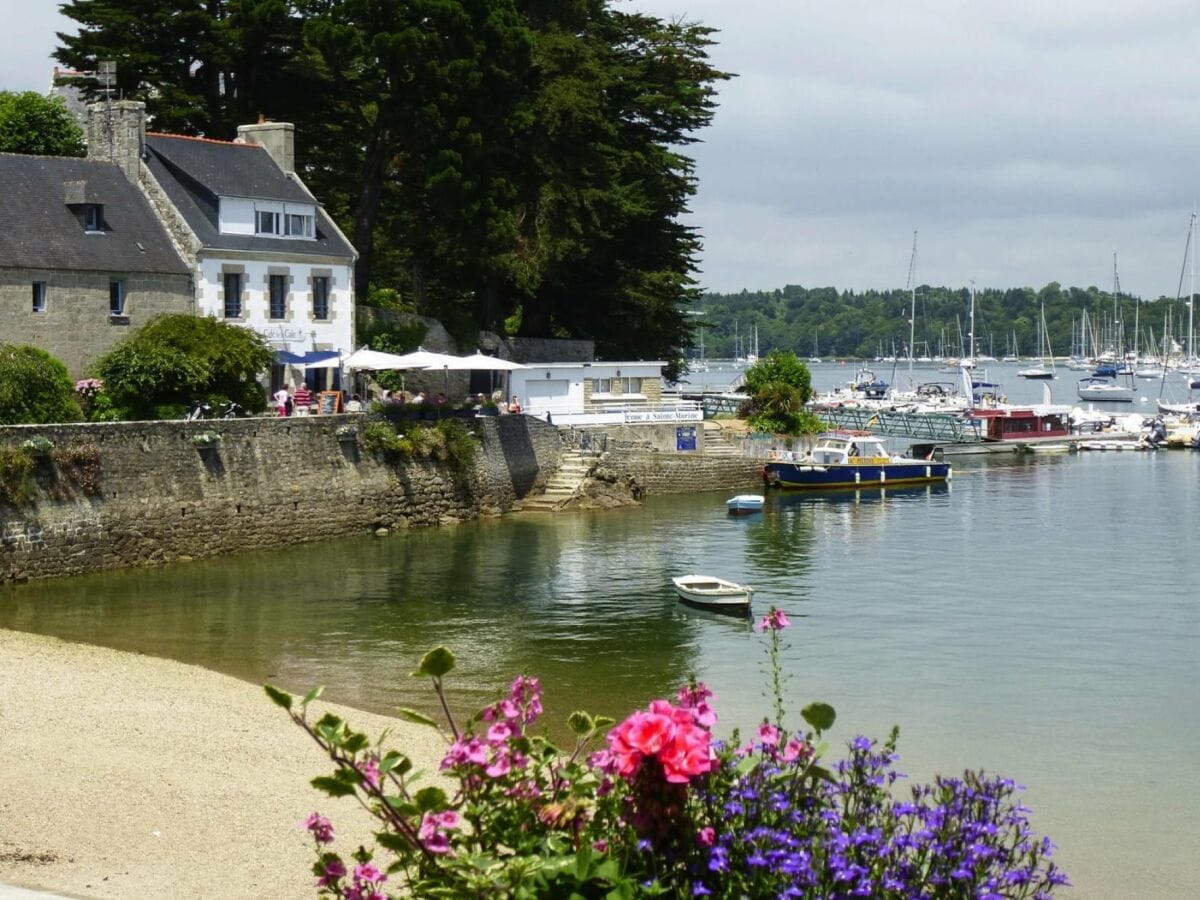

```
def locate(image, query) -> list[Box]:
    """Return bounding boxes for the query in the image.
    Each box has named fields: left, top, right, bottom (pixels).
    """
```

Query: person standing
left=293, top=381, right=313, bottom=415
left=273, top=384, right=291, bottom=417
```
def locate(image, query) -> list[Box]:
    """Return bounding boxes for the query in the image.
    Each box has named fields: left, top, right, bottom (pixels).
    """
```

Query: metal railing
left=816, top=408, right=982, bottom=442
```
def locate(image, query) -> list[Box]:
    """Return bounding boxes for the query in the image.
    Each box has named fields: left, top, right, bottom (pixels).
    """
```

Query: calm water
left=3, top=365, right=1199, bottom=896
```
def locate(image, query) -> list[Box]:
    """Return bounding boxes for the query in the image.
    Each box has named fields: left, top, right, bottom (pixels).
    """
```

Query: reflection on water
left=2, top=455, right=1198, bottom=896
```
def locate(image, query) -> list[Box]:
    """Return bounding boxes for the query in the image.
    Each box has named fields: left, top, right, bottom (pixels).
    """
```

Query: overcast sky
left=6, top=0, right=1200, bottom=298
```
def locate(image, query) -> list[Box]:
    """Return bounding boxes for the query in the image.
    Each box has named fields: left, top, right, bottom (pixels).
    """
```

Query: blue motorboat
left=763, top=431, right=951, bottom=490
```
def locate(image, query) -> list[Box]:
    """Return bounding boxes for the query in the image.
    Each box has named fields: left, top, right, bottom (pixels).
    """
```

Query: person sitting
left=510, top=395, right=523, bottom=414
left=292, top=382, right=313, bottom=414
left=345, top=393, right=363, bottom=413
left=411, top=391, right=426, bottom=405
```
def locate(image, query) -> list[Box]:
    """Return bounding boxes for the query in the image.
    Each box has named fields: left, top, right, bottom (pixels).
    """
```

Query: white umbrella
left=341, top=348, right=428, bottom=371
left=386, top=347, right=465, bottom=369
left=439, top=351, right=526, bottom=371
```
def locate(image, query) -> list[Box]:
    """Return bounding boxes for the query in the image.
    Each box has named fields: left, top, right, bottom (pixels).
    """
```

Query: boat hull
left=671, top=576, right=753, bottom=615
left=765, top=461, right=950, bottom=489
left=726, top=494, right=764, bottom=514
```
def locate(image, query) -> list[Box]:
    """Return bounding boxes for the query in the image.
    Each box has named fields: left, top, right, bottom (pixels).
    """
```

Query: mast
left=1191, top=210, right=1196, bottom=367
left=968, top=280, right=976, bottom=366
left=906, top=229, right=918, bottom=380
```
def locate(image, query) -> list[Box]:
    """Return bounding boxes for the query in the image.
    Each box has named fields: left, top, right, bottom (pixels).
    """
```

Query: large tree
left=56, top=0, right=729, bottom=370
left=0, top=92, right=85, bottom=156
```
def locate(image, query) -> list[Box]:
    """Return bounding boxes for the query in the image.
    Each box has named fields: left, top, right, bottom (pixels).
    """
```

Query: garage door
left=523, top=379, right=572, bottom=414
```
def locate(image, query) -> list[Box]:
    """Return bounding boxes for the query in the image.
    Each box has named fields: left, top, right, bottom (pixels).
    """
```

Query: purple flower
left=303, top=812, right=334, bottom=844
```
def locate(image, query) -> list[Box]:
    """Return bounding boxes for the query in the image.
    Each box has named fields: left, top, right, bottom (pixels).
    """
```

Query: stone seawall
left=604, top=450, right=764, bottom=495
left=0, top=414, right=562, bottom=582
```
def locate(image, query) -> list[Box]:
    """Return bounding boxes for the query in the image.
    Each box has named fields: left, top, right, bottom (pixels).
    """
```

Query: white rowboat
left=672, top=575, right=754, bottom=614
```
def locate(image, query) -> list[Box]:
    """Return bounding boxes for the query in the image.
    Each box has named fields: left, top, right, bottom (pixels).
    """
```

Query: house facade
left=0, top=151, right=192, bottom=377
left=87, top=101, right=357, bottom=389
left=509, top=361, right=701, bottom=426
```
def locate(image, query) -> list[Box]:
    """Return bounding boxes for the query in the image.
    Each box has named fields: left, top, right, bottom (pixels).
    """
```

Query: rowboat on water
left=672, top=575, right=754, bottom=614
left=726, top=494, right=764, bottom=514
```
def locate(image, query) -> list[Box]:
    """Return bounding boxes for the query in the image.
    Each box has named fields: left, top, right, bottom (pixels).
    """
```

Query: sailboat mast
left=968, top=280, right=976, bottom=365
left=1190, top=210, right=1196, bottom=366
left=906, top=229, right=918, bottom=379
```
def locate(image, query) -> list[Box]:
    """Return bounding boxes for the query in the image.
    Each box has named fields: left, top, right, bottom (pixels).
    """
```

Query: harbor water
left=2, top=361, right=1197, bottom=896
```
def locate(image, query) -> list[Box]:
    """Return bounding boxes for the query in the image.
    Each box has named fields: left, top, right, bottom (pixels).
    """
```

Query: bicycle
left=219, top=400, right=242, bottom=419
left=183, top=401, right=210, bottom=421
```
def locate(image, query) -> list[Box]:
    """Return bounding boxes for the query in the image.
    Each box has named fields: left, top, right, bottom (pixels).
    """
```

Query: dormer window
left=253, top=205, right=315, bottom=238
left=84, top=204, right=103, bottom=233
left=256, top=210, right=280, bottom=235
left=285, top=213, right=313, bottom=238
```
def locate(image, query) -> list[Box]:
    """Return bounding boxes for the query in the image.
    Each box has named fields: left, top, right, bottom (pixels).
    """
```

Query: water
left=3, top=371, right=1199, bottom=896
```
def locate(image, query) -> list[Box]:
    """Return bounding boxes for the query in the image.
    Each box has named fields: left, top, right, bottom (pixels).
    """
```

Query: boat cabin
left=812, top=431, right=891, bottom=464
left=969, top=406, right=1071, bottom=441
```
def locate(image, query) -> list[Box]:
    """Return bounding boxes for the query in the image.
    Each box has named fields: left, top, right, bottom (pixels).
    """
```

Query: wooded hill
left=698, top=283, right=1197, bottom=361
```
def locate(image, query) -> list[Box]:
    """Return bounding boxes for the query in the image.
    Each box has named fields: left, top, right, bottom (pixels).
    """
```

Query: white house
left=87, top=102, right=357, bottom=392
left=509, top=361, right=701, bottom=425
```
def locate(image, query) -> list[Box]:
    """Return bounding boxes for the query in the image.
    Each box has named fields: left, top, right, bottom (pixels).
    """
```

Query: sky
left=6, top=0, right=1200, bottom=299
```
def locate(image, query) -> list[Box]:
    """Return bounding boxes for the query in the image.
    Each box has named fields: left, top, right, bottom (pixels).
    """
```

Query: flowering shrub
left=271, top=608, right=1067, bottom=898
left=191, top=430, right=222, bottom=447
left=19, top=436, right=54, bottom=455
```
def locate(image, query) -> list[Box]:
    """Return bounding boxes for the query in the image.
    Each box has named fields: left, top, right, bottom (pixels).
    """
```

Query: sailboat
left=692, top=322, right=708, bottom=372
left=1002, top=331, right=1020, bottom=363
left=808, top=331, right=821, bottom=364
left=1019, top=305, right=1056, bottom=379
left=1077, top=254, right=1134, bottom=402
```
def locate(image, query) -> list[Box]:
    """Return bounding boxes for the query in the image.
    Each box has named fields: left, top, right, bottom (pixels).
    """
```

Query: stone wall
left=603, top=450, right=764, bottom=496
left=0, top=268, right=194, bottom=377
left=0, top=414, right=562, bottom=583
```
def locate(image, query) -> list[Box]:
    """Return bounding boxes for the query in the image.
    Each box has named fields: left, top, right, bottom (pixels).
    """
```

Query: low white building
left=510, top=361, right=701, bottom=425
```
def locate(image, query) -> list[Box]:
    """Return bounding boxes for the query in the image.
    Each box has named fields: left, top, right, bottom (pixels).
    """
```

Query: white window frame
left=84, top=205, right=103, bottom=233
left=32, top=281, right=46, bottom=313
left=286, top=213, right=314, bottom=238
left=109, top=279, right=126, bottom=316
left=255, top=210, right=280, bottom=235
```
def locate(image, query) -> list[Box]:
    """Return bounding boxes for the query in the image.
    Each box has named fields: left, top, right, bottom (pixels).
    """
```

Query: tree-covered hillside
left=698, top=283, right=1195, bottom=361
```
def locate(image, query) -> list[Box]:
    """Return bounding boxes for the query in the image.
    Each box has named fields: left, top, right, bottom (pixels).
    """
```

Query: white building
left=510, top=361, right=701, bottom=425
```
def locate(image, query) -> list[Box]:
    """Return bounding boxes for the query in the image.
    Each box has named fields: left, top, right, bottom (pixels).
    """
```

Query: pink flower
left=606, top=700, right=712, bottom=783
left=781, top=738, right=810, bottom=762
left=485, top=753, right=512, bottom=778
left=487, top=721, right=513, bottom=743
left=353, top=863, right=386, bottom=884
left=593, top=839, right=609, bottom=853
left=758, top=722, right=780, bottom=748
left=358, top=756, right=381, bottom=791
left=757, top=607, right=790, bottom=632
left=697, top=827, right=716, bottom=847
left=316, top=857, right=346, bottom=887
left=304, top=812, right=334, bottom=844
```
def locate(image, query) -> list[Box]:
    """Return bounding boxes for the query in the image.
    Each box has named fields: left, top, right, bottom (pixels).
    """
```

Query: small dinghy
left=672, top=575, right=754, bottom=614
left=726, top=494, right=764, bottom=514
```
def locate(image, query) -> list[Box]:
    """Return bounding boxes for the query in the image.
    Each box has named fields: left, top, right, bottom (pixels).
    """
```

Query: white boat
left=672, top=575, right=754, bottom=614
left=1019, top=304, right=1056, bottom=380
left=1077, top=376, right=1134, bottom=402
left=726, top=494, right=764, bottom=514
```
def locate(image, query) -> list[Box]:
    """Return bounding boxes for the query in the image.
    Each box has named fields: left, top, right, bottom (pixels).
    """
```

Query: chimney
left=236, top=120, right=295, bottom=174
left=86, top=100, right=146, bottom=184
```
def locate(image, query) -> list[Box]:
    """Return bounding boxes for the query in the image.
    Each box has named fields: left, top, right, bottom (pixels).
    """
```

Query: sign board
left=625, top=409, right=703, bottom=424
left=317, top=391, right=342, bottom=415
left=676, top=425, right=697, bottom=452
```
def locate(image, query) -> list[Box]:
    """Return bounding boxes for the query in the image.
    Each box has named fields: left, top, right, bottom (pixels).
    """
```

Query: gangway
left=816, top=408, right=982, bottom=442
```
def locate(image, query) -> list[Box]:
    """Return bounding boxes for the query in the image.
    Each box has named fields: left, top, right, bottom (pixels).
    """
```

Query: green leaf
left=414, top=785, right=447, bottom=812
left=343, top=732, right=369, bottom=754
left=412, top=646, right=456, bottom=678
left=802, top=701, right=837, bottom=733
left=396, top=707, right=441, bottom=728
left=375, top=831, right=415, bottom=853
left=736, top=754, right=760, bottom=777
left=301, top=686, right=324, bottom=706
left=808, top=763, right=837, bottom=784
left=593, top=716, right=615, bottom=730
left=379, top=751, right=409, bottom=775
left=567, top=711, right=594, bottom=736
left=310, top=775, right=358, bottom=798
left=263, top=684, right=292, bottom=710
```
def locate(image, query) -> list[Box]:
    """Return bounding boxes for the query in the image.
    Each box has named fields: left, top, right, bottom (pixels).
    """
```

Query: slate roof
left=0, top=153, right=189, bottom=274
left=144, top=134, right=355, bottom=260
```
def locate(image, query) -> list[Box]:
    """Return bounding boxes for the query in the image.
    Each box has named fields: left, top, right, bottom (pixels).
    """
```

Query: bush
left=274, top=611, right=1067, bottom=898
left=361, top=418, right=477, bottom=473
left=92, top=314, right=273, bottom=420
left=0, top=446, right=36, bottom=508
left=0, top=344, right=82, bottom=425
left=0, top=91, right=85, bottom=156
left=740, top=350, right=824, bottom=436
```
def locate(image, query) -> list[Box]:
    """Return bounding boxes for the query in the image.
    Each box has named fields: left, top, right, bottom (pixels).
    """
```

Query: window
left=31, top=282, right=46, bottom=313
left=594, top=378, right=611, bottom=394
left=312, top=276, right=330, bottom=320
left=256, top=210, right=280, bottom=235
left=286, top=213, right=314, bottom=238
left=269, top=274, right=287, bottom=319
left=623, top=377, right=642, bottom=394
left=84, top=205, right=103, bottom=232
left=223, top=272, right=242, bottom=318
left=109, top=280, right=125, bottom=316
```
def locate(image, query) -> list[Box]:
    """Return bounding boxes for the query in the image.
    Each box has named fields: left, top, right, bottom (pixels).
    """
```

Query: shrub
left=740, top=350, right=824, bottom=436
left=92, top=314, right=273, bottom=420
left=0, top=446, right=36, bottom=508
left=361, top=419, right=477, bottom=474
left=0, top=344, right=82, bottom=425
left=274, top=610, right=1067, bottom=898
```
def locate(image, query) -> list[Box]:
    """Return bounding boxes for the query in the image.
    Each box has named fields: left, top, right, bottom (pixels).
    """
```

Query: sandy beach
left=0, top=629, right=447, bottom=899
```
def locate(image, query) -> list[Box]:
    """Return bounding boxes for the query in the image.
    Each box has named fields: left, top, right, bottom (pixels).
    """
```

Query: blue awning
left=276, top=350, right=342, bottom=367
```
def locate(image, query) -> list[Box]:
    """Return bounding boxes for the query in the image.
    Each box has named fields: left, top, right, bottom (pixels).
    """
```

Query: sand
left=0, top=629, right=448, bottom=899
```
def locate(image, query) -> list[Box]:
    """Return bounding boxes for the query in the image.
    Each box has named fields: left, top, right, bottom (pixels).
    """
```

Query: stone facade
left=601, top=449, right=764, bottom=495
left=0, top=268, right=193, bottom=377
left=0, top=415, right=562, bottom=583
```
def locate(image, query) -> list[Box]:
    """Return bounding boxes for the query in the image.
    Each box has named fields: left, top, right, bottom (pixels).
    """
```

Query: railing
left=816, top=408, right=982, bottom=442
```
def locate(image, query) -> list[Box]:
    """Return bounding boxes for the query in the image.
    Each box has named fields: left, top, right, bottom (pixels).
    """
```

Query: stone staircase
left=702, top=421, right=740, bottom=457
left=518, top=452, right=593, bottom=511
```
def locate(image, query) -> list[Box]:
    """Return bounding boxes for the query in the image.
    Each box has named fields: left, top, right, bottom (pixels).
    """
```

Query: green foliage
left=361, top=418, right=477, bottom=474
left=0, top=91, right=85, bottom=156
left=358, top=317, right=428, bottom=392
left=92, top=314, right=272, bottom=420
left=0, top=344, right=82, bottom=425
left=0, top=446, right=36, bottom=508
left=740, top=351, right=823, bottom=436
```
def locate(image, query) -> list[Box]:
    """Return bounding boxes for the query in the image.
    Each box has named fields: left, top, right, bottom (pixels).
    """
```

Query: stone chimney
left=86, top=100, right=146, bottom=184
left=236, top=119, right=295, bottom=174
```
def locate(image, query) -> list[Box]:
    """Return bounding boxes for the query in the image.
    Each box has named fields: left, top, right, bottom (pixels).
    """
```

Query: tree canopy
left=740, top=351, right=822, bottom=436
left=0, top=344, right=82, bottom=424
left=91, top=314, right=274, bottom=420
left=0, top=92, right=85, bottom=157
left=57, top=1, right=730, bottom=374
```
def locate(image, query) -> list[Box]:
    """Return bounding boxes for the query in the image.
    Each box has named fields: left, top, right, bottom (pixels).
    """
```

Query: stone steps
left=702, top=422, right=740, bottom=456
left=516, top=454, right=592, bottom=511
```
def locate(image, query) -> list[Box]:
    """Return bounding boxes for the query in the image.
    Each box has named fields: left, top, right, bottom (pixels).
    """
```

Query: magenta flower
left=758, top=722, right=780, bottom=747
left=357, top=755, right=381, bottom=791
left=757, top=607, right=790, bottom=632
left=316, top=857, right=346, bottom=887
left=353, top=863, right=386, bottom=885
left=593, top=839, right=609, bottom=853
left=487, top=721, right=513, bottom=743
left=304, top=812, right=335, bottom=844
left=697, top=826, right=716, bottom=847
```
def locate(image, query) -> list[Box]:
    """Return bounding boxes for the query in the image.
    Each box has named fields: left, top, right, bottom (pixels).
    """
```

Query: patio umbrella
left=386, top=347, right=465, bottom=369
left=301, top=350, right=344, bottom=369
left=341, top=348, right=429, bottom=371
left=438, top=351, right=526, bottom=371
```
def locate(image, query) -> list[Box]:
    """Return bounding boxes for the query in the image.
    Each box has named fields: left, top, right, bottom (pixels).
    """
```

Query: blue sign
left=676, top=425, right=697, bottom=451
